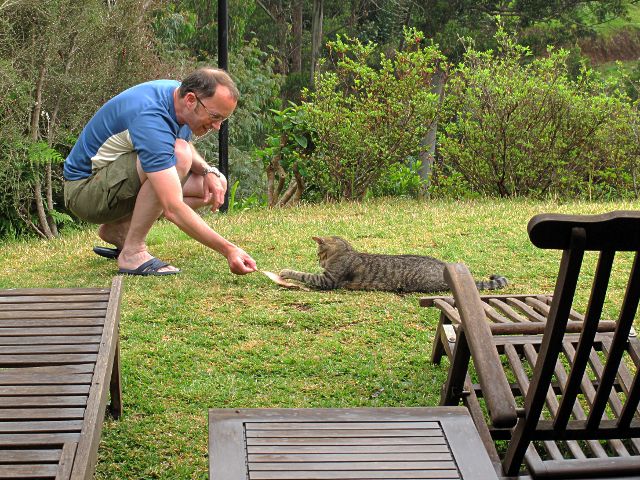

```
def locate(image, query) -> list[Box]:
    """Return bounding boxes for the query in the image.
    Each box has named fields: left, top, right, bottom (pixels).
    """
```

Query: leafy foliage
left=301, top=29, right=444, bottom=200
left=255, top=104, right=313, bottom=206
left=368, top=159, right=427, bottom=198
left=437, top=26, right=640, bottom=199
left=0, top=0, right=164, bottom=238
left=190, top=39, right=282, bottom=201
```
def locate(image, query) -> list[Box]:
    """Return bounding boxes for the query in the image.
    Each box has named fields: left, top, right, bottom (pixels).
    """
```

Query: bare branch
left=255, top=0, right=278, bottom=22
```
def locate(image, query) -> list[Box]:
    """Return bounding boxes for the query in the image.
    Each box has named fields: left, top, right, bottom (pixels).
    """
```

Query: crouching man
left=63, top=67, right=257, bottom=276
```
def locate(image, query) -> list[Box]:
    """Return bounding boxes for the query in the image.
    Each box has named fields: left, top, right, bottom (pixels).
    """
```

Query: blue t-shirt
left=64, top=80, right=192, bottom=181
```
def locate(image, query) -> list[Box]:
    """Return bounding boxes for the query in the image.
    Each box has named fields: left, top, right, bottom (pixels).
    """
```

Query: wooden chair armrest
left=444, top=263, right=518, bottom=428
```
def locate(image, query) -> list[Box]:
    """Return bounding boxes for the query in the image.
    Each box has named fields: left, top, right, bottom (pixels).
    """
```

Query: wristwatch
left=202, top=165, right=222, bottom=177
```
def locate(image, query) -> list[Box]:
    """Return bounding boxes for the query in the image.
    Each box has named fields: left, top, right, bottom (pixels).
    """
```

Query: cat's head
left=312, top=236, right=353, bottom=266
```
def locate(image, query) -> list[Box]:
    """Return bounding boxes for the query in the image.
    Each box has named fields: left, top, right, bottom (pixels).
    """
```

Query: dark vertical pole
left=218, top=0, right=229, bottom=211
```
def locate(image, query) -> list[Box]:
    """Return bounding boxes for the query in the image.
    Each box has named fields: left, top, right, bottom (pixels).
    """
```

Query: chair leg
left=440, top=329, right=471, bottom=406
left=462, top=375, right=502, bottom=468
left=431, top=312, right=448, bottom=364
left=109, top=341, right=123, bottom=419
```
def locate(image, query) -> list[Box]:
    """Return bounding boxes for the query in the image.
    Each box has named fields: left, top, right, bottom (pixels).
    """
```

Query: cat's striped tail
left=475, top=274, right=508, bottom=291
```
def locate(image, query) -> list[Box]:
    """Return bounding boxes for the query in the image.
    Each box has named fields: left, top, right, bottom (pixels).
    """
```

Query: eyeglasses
left=194, top=94, right=231, bottom=123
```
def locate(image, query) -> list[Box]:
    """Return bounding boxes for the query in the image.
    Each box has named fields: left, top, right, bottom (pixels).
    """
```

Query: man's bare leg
left=98, top=218, right=131, bottom=251
left=183, top=173, right=209, bottom=211
left=114, top=140, right=193, bottom=273
left=116, top=178, right=178, bottom=273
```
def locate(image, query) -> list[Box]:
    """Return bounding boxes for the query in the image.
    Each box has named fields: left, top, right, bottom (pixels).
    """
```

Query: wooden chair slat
left=0, top=420, right=84, bottom=433
left=246, top=445, right=449, bottom=454
left=0, top=293, right=108, bottom=302
left=589, top=254, right=640, bottom=429
left=0, top=464, right=58, bottom=478
left=619, top=368, right=640, bottom=428
left=0, top=344, right=99, bottom=355
left=0, top=374, right=93, bottom=386
left=0, top=327, right=104, bottom=336
left=246, top=422, right=441, bottom=430
left=0, top=364, right=95, bottom=375
left=524, top=297, right=585, bottom=322
left=0, top=396, right=88, bottom=407
left=555, top=249, right=615, bottom=431
left=246, top=428, right=443, bottom=438
left=0, top=433, right=81, bottom=445
left=482, top=301, right=514, bottom=323
left=586, top=344, right=640, bottom=454
left=599, top=338, right=638, bottom=399
left=0, top=448, right=62, bottom=462
left=559, top=341, right=623, bottom=458
left=248, top=470, right=461, bottom=479
left=0, top=336, right=102, bottom=346
left=528, top=456, right=640, bottom=479
left=504, top=298, right=547, bottom=322
left=0, top=409, right=85, bottom=420
left=1, top=302, right=108, bottom=311
left=0, top=354, right=98, bottom=366
left=248, top=460, right=458, bottom=470
left=246, top=437, right=446, bottom=446
left=520, top=344, right=588, bottom=460
left=0, top=385, right=90, bottom=396
left=432, top=300, right=460, bottom=324
left=0, top=311, right=106, bottom=320
left=0, top=319, right=104, bottom=327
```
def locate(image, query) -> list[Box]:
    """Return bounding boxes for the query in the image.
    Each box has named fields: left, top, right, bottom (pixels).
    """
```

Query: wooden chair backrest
left=513, top=211, right=640, bottom=458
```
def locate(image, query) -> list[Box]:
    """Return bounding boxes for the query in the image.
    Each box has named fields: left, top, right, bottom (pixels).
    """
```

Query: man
left=63, top=68, right=257, bottom=276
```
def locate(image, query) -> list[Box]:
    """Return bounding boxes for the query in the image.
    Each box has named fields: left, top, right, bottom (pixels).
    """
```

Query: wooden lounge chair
left=0, top=277, right=122, bottom=479
left=209, top=407, right=499, bottom=479
left=427, top=211, right=640, bottom=478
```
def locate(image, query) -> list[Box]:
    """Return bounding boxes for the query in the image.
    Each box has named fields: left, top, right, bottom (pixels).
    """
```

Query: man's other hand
left=203, top=171, right=227, bottom=212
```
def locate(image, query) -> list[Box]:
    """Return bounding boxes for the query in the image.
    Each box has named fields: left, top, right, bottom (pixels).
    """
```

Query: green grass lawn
left=1, top=198, right=639, bottom=479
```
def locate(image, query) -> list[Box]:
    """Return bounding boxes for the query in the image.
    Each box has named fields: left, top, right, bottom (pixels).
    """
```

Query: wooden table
left=0, top=279, right=122, bottom=479
left=209, top=407, right=498, bottom=479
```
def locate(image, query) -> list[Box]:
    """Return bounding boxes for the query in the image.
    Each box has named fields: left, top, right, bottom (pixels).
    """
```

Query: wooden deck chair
left=434, top=211, right=640, bottom=479
left=0, top=278, right=122, bottom=479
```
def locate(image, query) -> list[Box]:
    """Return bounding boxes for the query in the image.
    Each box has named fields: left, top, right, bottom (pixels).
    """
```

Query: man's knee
left=174, top=139, right=192, bottom=177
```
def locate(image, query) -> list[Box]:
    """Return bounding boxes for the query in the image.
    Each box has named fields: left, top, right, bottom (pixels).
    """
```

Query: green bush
left=254, top=104, right=314, bottom=206
left=438, top=26, right=640, bottom=199
left=301, top=29, right=445, bottom=200
left=368, top=159, right=427, bottom=198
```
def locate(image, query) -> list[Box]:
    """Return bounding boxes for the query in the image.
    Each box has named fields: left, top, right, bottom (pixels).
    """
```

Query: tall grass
left=1, top=198, right=638, bottom=479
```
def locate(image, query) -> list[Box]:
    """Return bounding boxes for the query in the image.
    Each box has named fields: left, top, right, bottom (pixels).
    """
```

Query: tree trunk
left=292, top=0, right=303, bottom=74
left=418, top=68, right=446, bottom=198
left=44, top=32, right=77, bottom=238
left=310, top=0, right=324, bottom=86
left=30, top=63, right=55, bottom=239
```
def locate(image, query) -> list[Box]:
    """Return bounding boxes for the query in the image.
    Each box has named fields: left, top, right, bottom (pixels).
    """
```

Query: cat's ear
left=312, top=236, right=324, bottom=244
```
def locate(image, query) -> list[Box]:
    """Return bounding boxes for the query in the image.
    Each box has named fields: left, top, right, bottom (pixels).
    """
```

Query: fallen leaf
left=261, top=270, right=311, bottom=291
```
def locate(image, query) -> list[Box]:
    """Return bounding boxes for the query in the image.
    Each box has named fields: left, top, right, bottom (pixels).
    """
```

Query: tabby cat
left=280, top=236, right=508, bottom=293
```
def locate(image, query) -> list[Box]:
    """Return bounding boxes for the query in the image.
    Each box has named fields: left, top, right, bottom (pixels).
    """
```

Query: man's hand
left=226, top=246, right=257, bottom=275
left=202, top=171, right=227, bottom=212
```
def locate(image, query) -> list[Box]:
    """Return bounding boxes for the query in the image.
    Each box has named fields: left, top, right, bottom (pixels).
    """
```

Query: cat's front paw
left=279, top=269, right=295, bottom=279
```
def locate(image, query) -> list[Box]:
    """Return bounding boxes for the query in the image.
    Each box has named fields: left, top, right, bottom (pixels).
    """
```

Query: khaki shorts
left=64, top=152, right=142, bottom=224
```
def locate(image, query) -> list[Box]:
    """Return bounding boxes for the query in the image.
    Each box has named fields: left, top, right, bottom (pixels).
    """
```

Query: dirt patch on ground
left=580, top=26, right=640, bottom=64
